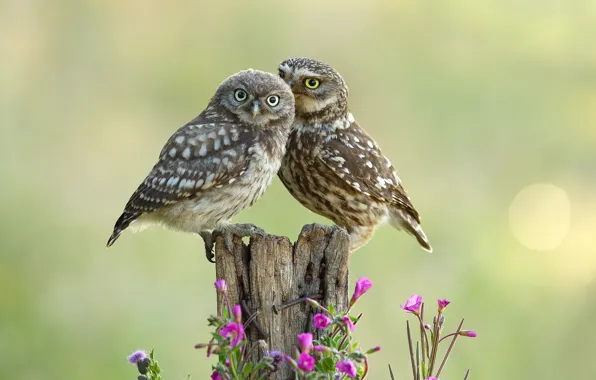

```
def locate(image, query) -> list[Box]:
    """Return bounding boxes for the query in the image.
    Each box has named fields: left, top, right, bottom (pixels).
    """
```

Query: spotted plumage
left=278, top=57, right=431, bottom=252
left=108, top=69, right=295, bottom=259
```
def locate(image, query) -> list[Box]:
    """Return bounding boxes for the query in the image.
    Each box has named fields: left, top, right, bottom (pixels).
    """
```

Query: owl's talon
left=212, top=223, right=266, bottom=253
left=200, top=231, right=216, bottom=263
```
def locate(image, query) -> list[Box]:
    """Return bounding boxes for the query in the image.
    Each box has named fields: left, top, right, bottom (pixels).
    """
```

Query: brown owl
left=107, top=69, right=295, bottom=261
left=278, top=58, right=431, bottom=252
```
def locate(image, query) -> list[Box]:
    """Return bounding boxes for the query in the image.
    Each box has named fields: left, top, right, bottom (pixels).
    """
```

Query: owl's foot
left=212, top=223, right=266, bottom=254
left=199, top=230, right=216, bottom=263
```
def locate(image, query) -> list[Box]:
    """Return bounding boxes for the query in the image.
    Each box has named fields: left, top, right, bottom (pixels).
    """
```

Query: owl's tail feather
left=389, top=210, right=432, bottom=252
left=402, top=221, right=432, bottom=252
left=106, top=211, right=141, bottom=247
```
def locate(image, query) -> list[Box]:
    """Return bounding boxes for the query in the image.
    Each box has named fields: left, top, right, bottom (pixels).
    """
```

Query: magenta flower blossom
left=314, top=345, right=331, bottom=352
left=221, top=322, right=245, bottom=348
left=438, top=298, right=450, bottom=312
left=127, top=350, right=147, bottom=364
left=366, top=346, right=381, bottom=354
left=297, top=352, right=315, bottom=372
left=401, top=294, right=423, bottom=314
left=342, top=316, right=355, bottom=331
left=426, top=378, right=438, bottom=380
left=336, top=360, right=357, bottom=378
left=313, top=313, right=332, bottom=329
left=211, top=371, right=223, bottom=380
left=214, top=279, right=227, bottom=293
left=297, top=333, right=313, bottom=352
left=350, top=277, right=373, bottom=306
left=459, top=330, right=478, bottom=338
left=233, top=304, right=242, bottom=323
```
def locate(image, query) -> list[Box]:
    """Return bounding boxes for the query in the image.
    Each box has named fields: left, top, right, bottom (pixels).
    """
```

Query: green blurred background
left=2, top=0, right=595, bottom=379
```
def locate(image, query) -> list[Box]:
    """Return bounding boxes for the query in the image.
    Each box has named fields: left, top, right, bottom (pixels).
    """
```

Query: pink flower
left=221, top=322, right=245, bottom=348
left=342, top=316, right=355, bottom=331
left=297, top=333, right=313, bottom=352
left=314, top=345, right=331, bottom=352
left=297, top=352, right=315, bottom=372
left=336, top=360, right=357, bottom=378
left=211, top=371, right=223, bottom=380
left=350, top=278, right=373, bottom=306
left=438, top=299, right=450, bottom=312
left=127, top=350, right=147, bottom=364
left=313, top=313, right=332, bottom=329
left=426, top=378, right=438, bottom=380
left=233, top=304, right=242, bottom=323
left=214, top=279, right=227, bottom=293
left=459, top=330, right=477, bottom=338
left=401, top=295, right=423, bottom=314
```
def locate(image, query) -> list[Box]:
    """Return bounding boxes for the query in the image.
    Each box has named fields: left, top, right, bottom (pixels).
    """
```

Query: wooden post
left=215, top=224, right=350, bottom=379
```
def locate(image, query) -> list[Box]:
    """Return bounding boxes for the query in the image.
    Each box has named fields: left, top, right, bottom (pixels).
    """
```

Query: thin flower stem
left=415, top=342, right=420, bottom=380
left=418, top=303, right=430, bottom=361
left=406, top=321, right=417, bottom=380
left=224, top=293, right=233, bottom=320
left=439, top=332, right=458, bottom=344
left=427, top=312, right=442, bottom=375
left=436, top=318, right=465, bottom=377
left=464, top=368, right=471, bottom=380
left=354, top=313, right=363, bottom=325
left=362, top=357, right=369, bottom=379
left=388, top=364, right=396, bottom=380
left=419, top=304, right=426, bottom=375
left=229, top=353, right=239, bottom=380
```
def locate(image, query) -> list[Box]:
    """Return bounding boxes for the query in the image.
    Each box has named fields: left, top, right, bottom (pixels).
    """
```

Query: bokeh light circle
left=509, top=183, right=570, bottom=251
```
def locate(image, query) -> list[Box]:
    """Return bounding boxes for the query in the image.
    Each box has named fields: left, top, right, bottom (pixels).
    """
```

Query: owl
left=107, top=69, right=295, bottom=262
left=277, top=57, right=432, bottom=252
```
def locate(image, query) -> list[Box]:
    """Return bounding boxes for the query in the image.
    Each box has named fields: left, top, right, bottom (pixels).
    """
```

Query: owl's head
left=214, top=69, right=295, bottom=127
left=278, top=58, right=349, bottom=117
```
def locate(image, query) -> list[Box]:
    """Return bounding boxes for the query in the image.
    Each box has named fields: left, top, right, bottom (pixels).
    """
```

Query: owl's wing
left=318, top=120, right=421, bottom=223
left=108, top=112, right=255, bottom=245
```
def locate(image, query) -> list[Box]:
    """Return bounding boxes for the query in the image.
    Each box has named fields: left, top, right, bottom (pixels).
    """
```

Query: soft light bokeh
left=2, top=1, right=595, bottom=379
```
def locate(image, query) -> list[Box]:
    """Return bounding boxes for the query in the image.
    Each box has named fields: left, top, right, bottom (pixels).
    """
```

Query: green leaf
left=242, top=362, right=253, bottom=377
left=328, top=304, right=335, bottom=316
left=321, top=357, right=336, bottom=373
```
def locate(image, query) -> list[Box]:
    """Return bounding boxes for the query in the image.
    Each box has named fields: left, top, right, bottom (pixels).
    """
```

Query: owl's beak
left=251, top=100, right=261, bottom=118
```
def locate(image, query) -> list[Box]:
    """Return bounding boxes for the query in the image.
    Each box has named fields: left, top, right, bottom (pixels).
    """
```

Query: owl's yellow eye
left=305, top=78, right=320, bottom=89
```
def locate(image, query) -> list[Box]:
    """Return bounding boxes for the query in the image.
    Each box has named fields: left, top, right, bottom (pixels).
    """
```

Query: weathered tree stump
left=215, top=223, right=350, bottom=379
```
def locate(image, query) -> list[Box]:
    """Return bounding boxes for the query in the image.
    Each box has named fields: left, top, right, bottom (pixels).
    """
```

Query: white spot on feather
left=213, top=139, right=221, bottom=151
left=167, top=177, right=179, bottom=187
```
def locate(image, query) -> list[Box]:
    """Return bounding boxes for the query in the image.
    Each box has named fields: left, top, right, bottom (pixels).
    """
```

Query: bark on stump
left=214, top=223, right=350, bottom=379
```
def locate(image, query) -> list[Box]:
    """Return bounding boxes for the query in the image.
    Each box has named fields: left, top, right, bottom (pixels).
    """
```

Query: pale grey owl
left=107, top=69, right=295, bottom=261
left=277, top=57, right=432, bottom=252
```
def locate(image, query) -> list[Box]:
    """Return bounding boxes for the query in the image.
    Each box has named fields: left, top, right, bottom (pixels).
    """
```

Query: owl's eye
left=305, top=78, right=320, bottom=89
left=278, top=69, right=285, bottom=79
left=234, top=89, right=248, bottom=102
left=266, top=95, right=280, bottom=107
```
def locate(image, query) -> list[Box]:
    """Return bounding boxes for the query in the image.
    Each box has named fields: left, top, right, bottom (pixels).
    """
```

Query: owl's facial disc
left=279, top=65, right=341, bottom=114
